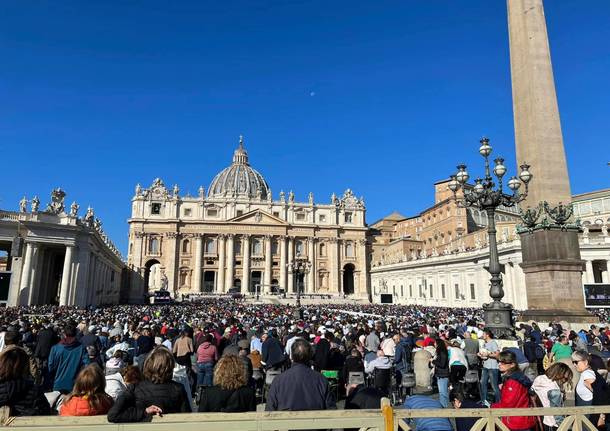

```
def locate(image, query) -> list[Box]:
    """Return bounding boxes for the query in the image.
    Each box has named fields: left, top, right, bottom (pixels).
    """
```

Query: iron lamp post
left=448, top=137, right=532, bottom=337
left=287, top=258, right=312, bottom=309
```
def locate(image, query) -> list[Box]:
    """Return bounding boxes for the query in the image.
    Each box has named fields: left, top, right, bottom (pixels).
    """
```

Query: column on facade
left=217, top=235, right=226, bottom=292
left=193, top=235, right=203, bottom=292
left=287, top=236, right=294, bottom=293
left=225, top=234, right=235, bottom=291
left=59, top=245, right=75, bottom=306
left=19, top=242, right=38, bottom=305
left=330, top=239, right=340, bottom=294
left=279, top=236, right=287, bottom=292
left=307, top=238, right=315, bottom=293
left=264, top=235, right=272, bottom=293
left=357, top=239, right=367, bottom=297
left=242, top=235, right=250, bottom=293
left=165, top=233, right=179, bottom=294
left=585, top=260, right=595, bottom=284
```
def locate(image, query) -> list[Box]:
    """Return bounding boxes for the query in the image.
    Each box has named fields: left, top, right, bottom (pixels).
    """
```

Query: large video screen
left=583, top=284, right=610, bottom=308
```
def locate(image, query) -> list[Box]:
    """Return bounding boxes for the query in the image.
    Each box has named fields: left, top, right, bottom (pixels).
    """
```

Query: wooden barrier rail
left=2, top=401, right=610, bottom=431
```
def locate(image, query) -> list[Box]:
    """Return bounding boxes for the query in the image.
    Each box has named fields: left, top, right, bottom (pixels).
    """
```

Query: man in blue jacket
left=48, top=323, right=90, bottom=393
left=265, top=339, right=336, bottom=411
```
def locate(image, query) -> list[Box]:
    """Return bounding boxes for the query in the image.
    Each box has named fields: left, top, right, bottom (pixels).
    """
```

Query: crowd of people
left=1, top=300, right=610, bottom=430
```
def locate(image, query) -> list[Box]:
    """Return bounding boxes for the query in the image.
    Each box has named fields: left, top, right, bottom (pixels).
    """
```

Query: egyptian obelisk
left=507, top=0, right=593, bottom=321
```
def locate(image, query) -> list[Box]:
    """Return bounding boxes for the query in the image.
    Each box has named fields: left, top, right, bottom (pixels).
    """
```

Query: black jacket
left=345, top=385, right=383, bottom=409
left=265, top=363, right=336, bottom=411
left=34, top=328, right=58, bottom=360
left=313, top=338, right=331, bottom=370
left=0, top=378, right=52, bottom=416
left=261, top=337, right=285, bottom=369
left=432, top=350, right=450, bottom=378
left=107, top=380, right=191, bottom=422
left=197, top=385, right=256, bottom=413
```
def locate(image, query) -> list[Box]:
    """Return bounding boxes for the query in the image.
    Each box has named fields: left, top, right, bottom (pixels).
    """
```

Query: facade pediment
left=228, top=209, right=288, bottom=226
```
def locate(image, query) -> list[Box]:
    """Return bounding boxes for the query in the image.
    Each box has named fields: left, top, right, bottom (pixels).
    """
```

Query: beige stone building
left=0, top=189, right=125, bottom=306
left=370, top=179, right=520, bottom=266
left=126, top=137, right=368, bottom=302
left=371, top=187, right=610, bottom=309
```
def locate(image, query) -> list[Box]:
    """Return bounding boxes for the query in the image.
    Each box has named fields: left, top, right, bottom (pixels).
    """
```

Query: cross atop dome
left=232, top=135, right=249, bottom=165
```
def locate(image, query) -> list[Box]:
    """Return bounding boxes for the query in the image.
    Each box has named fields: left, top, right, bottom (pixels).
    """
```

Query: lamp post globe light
left=448, top=137, right=533, bottom=337
left=286, top=258, right=312, bottom=308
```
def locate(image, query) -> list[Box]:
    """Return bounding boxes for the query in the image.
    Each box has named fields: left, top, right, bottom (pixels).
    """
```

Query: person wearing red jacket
left=491, top=351, right=536, bottom=431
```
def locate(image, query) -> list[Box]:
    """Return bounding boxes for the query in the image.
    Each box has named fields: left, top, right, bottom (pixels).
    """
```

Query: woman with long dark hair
left=432, top=338, right=450, bottom=408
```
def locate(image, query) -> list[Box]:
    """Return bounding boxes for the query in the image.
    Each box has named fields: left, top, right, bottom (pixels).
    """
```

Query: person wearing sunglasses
left=572, top=351, right=596, bottom=407
left=491, top=351, right=536, bottom=431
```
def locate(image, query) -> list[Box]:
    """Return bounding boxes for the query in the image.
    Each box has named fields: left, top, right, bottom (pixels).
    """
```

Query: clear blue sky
left=2, top=1, right=609, bottom=255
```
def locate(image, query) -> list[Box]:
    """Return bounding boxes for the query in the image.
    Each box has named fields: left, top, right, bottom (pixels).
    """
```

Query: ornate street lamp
left=448, top=137, right=533, bottom=337
left=286, top=257, right=312, bottom=309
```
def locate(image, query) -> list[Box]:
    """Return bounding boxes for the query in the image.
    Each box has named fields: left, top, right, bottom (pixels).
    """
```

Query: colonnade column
left=242, top=235, right=250, bottom=293
left=225, top=234, right=235, bottom=292
left=19, top=242, right=38, bottom=305
left=59, top=245, right=75, bottom=306
left=603, top=261, right=610, bottom=284
left=217, top=235, right=226, bottom=292
left=193, top=234, right=203, bottom=292
left=585, top=260, right=595, bottom=284
left=264, top=235, right=272, bottom=294
left=279, top=236, right=287, bottom=292
left=307, top=238, right=315, bottom=293
left=287, top=236, right=294, bottom=293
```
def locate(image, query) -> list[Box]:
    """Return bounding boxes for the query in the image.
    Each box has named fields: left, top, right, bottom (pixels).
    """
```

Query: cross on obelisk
left=507, top=0, right=594, bottom=322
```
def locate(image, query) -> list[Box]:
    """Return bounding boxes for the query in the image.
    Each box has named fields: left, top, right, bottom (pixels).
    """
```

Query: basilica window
left=183, top=208, right=192, bottom=217
left=441, top=283, right=446, bottom=299
left=319, top=242, right=326, bottom=257
left=179, top=270, right=190, bottom=287
left=429, top=284, right=434, bottom=298
left=455, top=284, right=460, bottom=300
left=400, top=285, right=404, bottom=297
left=205, top=238, right=215, bottom=254
left=470, top=283, right=476, bottom=300
left=207, top=208, right=218, bottom=217
left=296, top=212, right=305, bottom=222
left=409, top=285, right=413, bottom=297
left=151, top=203, right=161, bottom=215
left=344, top=212, right=353, bottom=223
left=129, top=242, right=133, bottom=254
left=149, top=238, right=160, bottom=255
left=182, top=239, right=190, bottom=254
left=295, top=240, right=304, bottom=257
left=271, top=240, right=279, bottom=255
left=319, top=214, right=326, bottom=223
left=236, top=210, right=243, bottom=217
left=273, top=211, right=280, bottom=218
left=345, top=241, right=354, bottom=258
left=252, top=238, right=263, bottom=256
left=234, top=239, right=241, bottom=256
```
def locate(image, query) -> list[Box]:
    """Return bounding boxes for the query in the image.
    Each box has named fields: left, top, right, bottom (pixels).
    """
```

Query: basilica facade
left=126, top=137, right=368, bottom=302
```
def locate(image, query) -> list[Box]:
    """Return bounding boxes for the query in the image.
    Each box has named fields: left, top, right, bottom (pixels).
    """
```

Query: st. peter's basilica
left=126, top=137, right=369, bottom=302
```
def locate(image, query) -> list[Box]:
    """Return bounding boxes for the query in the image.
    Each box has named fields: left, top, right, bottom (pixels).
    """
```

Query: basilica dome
left=208, top=136, right=271, bottom=200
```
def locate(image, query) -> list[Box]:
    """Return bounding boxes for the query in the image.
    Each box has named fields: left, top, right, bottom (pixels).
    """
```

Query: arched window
left=252, top=238, right=263, bottom=256
left=205, top=238, right=215, bottom=254
left=319, top=242, right=326, bottom=257
left=346, top=241, right=354, bottom=258
left=129, top=242, right=133, bottom=254
left=182, top=239, right=190, bottom=254
left=149, top=238, right=160, bottom=255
